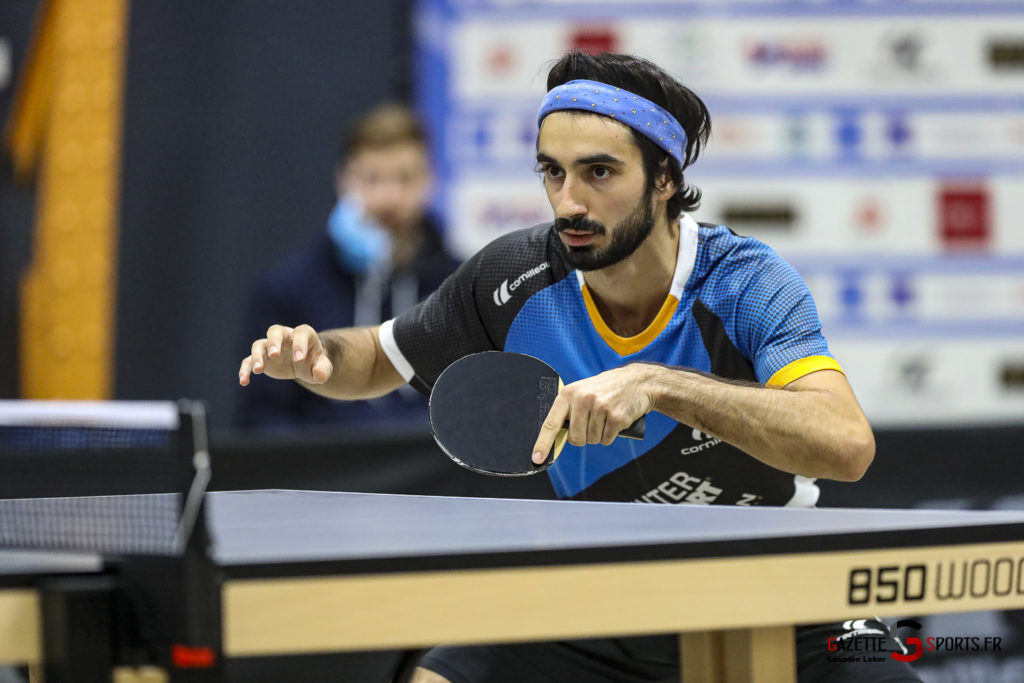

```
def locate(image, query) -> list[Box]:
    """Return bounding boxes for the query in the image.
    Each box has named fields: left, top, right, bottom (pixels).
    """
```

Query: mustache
left=554, top=216, right=606, bottom=235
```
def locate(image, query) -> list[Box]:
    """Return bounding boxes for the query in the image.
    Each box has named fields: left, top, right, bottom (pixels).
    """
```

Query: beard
left=553, top=192, right=656, bottom=271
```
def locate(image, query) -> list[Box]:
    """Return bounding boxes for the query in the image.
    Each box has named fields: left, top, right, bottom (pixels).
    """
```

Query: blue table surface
left=4, top=490, right=1024, bottom=575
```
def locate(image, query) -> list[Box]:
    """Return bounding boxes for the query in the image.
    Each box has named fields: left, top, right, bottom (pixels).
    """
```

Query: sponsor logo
left=889, top=273, right=914, bottom=312
left=853, top=198, right=885, bottom=234
left=682, top=429, right=723, bottom=455
left=870, top=31, right=940, bottom=82
left=886, top=32, right=925, bottom=73
left=720, top=203, right=797, bottom=232
left=492, top=262, right=549, bottom=306
left=1001, top=361, right=1024, bottom=390
left=486, top=44, right=516, bottom=77
left=885, top=112, right=913, bottom=152
left=987, top=38, right=1024, bottom=71
left=835, top=110, right=863, bottom=158
left=882, top=351, right=936, bottom=396
left=569, top=26, right=618, bottom=56
left=634, top=468, right=763, bottom=507
left=634, top=470, right=723, bottom=505
left=744, top=38, right=828, bottom=71
left=826, top=618, right=1002, bottom=664
left=939, top=184, right=990, bottom=248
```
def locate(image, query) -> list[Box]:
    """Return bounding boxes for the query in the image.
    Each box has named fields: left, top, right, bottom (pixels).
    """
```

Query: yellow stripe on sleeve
left=766, top=356, right=844, bottom=388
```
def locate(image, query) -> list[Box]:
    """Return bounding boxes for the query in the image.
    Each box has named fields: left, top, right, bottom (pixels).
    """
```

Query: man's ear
left=654, top=160, right=676, bottom=201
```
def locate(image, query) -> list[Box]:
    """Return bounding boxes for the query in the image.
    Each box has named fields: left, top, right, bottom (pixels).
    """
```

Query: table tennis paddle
left=429, top=351, right=645, bottom=476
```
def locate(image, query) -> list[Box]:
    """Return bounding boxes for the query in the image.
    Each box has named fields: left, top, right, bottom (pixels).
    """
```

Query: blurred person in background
left=236, top=103, right=460, bottom=432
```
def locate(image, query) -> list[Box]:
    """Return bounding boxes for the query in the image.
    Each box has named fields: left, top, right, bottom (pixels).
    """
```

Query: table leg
left=0, top=591, right=40, bottom=667
left=112, top=666, right=168, bottom=682
left=680, top=625, right=795, bottom=683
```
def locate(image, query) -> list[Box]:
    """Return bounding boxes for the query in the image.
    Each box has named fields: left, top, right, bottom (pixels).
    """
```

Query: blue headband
left=537, top=79, right=687, bottom=168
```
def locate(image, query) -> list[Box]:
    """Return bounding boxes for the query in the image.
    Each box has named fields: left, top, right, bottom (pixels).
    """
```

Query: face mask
left=327, top=196, right=392, bottom=274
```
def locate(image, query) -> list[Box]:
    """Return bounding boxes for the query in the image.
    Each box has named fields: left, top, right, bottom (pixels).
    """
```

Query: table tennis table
left=4, top=489, right=1024, bottom=682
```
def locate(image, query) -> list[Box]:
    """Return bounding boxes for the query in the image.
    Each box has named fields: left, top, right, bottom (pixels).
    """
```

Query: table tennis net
left=0, top=494, right=182, bottom=556
left=0, top=400, right=177, bottom=451
left=0, top=400, right=205, bottom=556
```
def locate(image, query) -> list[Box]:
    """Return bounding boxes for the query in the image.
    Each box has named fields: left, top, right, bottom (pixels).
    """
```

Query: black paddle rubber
left=429, top=351, right=646, bottom=476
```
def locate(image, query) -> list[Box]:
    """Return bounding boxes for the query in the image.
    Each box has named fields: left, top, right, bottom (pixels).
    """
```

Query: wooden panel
left=223, top=540, right=1024, bottom=656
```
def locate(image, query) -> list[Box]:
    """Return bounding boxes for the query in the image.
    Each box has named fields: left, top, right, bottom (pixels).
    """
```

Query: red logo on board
left=569, top=27, right=619, bottom=55
left=938, top=184, right=990, bottom=249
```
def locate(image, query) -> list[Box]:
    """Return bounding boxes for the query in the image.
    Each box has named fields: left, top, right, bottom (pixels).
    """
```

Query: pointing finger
left=239, top=357, right=253, bottom=385
left=533, top=393, right=570, bottom=465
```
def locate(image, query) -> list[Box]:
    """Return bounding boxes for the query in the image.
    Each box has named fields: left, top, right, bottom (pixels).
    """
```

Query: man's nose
left=555, top=176, right=587, bottom=220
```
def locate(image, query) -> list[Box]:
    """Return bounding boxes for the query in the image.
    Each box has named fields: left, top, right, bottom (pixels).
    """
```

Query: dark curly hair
left=545, top=51, right=712, bottom=220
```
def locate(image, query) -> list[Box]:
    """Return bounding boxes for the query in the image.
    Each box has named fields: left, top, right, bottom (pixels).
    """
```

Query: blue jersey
left=381, top=215, right=841, bottom=507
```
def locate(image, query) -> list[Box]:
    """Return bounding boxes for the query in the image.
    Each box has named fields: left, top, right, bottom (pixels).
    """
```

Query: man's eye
left=591, top=166, right=611, bottom=179
left=545, top=166, right=564, bottom=179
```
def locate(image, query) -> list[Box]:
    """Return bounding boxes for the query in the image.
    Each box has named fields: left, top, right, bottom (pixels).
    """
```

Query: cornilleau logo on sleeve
left=493, top=262, right=549, bottom=306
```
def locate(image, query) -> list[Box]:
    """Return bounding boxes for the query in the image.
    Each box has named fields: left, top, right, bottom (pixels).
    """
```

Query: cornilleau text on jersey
left=493, top=262, right=550, bottom=306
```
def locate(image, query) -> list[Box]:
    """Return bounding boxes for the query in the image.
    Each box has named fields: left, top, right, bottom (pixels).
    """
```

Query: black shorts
left=418, top=621, right=922, bottom=683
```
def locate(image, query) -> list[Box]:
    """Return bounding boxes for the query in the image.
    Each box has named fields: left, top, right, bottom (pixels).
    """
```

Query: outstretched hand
left=238, top=324, right=334, bottom=386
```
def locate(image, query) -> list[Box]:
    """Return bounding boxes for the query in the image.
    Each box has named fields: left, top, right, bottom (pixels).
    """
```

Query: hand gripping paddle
left=429, top=351, right=646, bottom=476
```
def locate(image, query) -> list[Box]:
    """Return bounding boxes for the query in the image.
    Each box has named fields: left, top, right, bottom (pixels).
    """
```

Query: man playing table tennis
left=240, top=51, right=920, bottom=682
